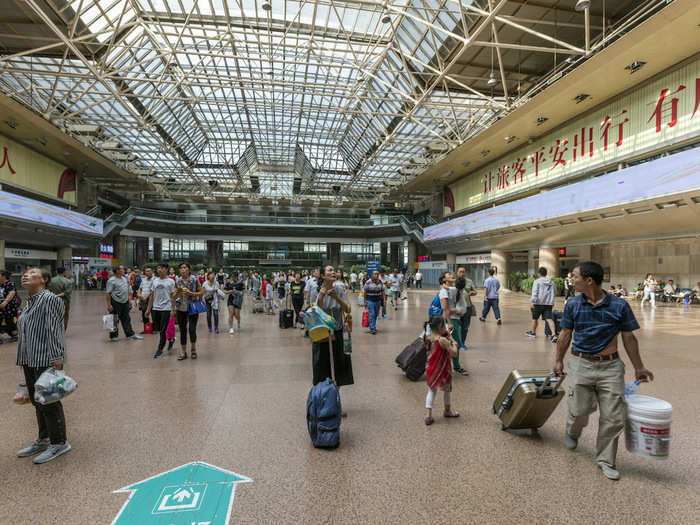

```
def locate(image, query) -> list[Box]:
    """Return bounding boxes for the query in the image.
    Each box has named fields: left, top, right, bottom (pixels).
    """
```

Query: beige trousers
left=566, top=355, right=626, bottom=468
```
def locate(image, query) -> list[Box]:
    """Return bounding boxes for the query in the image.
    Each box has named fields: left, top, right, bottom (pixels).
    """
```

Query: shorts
left=531, top=304, right=553, bottom=320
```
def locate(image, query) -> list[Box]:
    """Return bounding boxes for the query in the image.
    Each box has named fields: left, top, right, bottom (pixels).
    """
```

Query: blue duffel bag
left=306, top=378, right=341, bottom=449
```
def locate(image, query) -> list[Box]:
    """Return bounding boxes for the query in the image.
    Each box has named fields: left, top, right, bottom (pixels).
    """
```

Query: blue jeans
left=481, top=298, right=501, bottom=320
left=367, top=299, right=381, bottom=332
left=459, top=306, right=472, bottom=345
left=206, top=305, right=219, bottom=331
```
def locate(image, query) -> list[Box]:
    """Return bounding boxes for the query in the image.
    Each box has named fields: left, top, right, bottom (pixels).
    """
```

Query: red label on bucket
left=640, top=427, right=669, bottom=435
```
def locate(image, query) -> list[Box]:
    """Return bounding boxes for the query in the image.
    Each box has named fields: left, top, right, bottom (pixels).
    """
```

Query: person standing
left=290, top=273, right=305, bottom=328
left=554, top=261, right=654, bottom=481
left=455, top=267, right=476, bottom=350
left=203, top=271, right=224, bottom=333
left=137, top=267, right=155, bottom=333
left=223, top=272, right=245, bottom=334
left=130, top=268, right=141, bottom=308
left=145, top=263, right=176, bottom=358
left=641, top=273, right=656, bottom=307
left=363, top=270, right=385, bottom=335
left=526, top=267, right=555, bottom=340
left=174, top=263, right=203, bottom=360
left=168, top=267, right=177, bottom=282
left=313, top=265, right=353, bottom=416
left=479, top=268, right=502, bottom=325
left=0, top=270, right=20, bottom=343
left=349, top=270, right=358, bottom=293
left=216, top=268, right=226, bottom=286
left=106, top=265, right=142, bottom=341
left=565, top=272, right=575, bottom=301
left=415, top=269, right=423, bottom=289
left=15, top=267, right=71, bottom=464
left=100, top=267, right=109, bottom=290
left=424, top=316, right=460, bottom=425
left=48, top=267, right=73, bottom=331
left=378, top=269, right=388, bottom=319
left=388, top=269, right=403, bottom=311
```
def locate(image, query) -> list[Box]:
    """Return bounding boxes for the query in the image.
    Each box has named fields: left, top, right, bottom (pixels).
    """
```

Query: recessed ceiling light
left=37, top=137, right=47, bottom=146
left=574, top=93, right=590, bottom=104
left=624, top=61, right=646, bottom=74
left=480, top=149, right=490, bottom=157
left=536, top=116, right=548, bottom=125
left=5, top=120, right=17, bottom=129
left=381, top=13, right=391, bottom=23
left=505, top=135, right=517, bottom=143
left=462, top=161, right=471, bottom=168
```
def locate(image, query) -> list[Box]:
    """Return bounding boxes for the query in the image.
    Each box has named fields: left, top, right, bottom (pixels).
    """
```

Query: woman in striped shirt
left=15, top=267, right=71, bottom=464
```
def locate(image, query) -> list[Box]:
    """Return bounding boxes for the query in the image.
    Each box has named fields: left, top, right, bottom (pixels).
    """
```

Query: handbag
left=165, top=316, right=176, bottom=340
left=144, top=322, right=153, bottom=335
left=188, top=300, right=207, bottom=315
left=102, top=313, right=115, bottom=331
left=361, top=310, right=369, bottom=328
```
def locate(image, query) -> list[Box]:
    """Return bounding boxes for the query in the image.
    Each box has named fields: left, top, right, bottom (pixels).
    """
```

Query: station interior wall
left=591, top=236, right=700, bottom=291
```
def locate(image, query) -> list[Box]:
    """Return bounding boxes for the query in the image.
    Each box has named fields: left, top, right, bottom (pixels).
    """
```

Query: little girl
left=424, top=316, right=460, bottom=425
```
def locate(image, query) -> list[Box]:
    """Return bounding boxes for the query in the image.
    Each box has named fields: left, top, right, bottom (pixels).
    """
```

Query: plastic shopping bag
left=103, top=313, right=115, bottom=332
left=13, top=382, right=30, bottom=405
left=33, top=368, right=78, bottom=405
left=165, top=316, right=176, bottom=340
left=362, top=310, right=369, bottom=328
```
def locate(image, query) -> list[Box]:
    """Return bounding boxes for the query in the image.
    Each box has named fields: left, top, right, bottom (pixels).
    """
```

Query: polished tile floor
left=1, top=289, right=698, bottom=524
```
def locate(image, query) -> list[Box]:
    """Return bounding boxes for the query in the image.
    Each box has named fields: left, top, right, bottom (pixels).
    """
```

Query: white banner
left=5, top=247, right=57, bottom=260
left=456, top=254, right=492, bottom=264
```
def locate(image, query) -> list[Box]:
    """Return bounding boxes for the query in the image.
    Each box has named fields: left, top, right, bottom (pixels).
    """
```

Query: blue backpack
left=429, top=293, right=443, bottom=318
left=306, top=378, right=341, bottom=449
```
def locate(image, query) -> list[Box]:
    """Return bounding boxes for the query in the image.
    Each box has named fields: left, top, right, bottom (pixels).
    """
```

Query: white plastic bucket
left=625, top=394, right=672, bottom=460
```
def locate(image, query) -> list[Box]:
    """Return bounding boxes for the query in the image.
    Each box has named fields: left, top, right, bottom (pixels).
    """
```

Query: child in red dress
left=425, top=316, right=460, bottom=425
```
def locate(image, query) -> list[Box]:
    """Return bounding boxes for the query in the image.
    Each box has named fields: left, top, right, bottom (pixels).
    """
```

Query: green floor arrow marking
left=112, top=462, right=251, bottom=524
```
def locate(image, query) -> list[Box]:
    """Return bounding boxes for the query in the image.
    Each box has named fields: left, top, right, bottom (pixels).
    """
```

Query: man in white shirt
left=388, top=269, right=403, bottom=310
left=350, top=271, right=358, bottom=292
left=415, top=270, right=423, bottom=289
left=137, top=266, right=155, bottom=333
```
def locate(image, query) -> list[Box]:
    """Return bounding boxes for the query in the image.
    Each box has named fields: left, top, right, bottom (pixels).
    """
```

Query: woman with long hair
left=174, top=262, right=203, bottom=360
left=203, top=271, right=224, bottom=333
left=641, top=273, right=656, bottom=307
left=224, top=272, right=245, bottom=334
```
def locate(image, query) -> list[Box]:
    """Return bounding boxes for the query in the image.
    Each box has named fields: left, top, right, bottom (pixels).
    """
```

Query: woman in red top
left=424, top=316, right=459, bottom=425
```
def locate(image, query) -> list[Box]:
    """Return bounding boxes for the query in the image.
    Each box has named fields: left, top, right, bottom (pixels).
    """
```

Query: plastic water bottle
left=624, top=380, right=640, bottom=397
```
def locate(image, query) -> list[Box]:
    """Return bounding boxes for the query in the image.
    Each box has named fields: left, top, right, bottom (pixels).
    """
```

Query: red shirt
left=101, top=270, right=109, bottom=280
left=197, top=275, right=205, bottom=285
left=262, top=281, right=267, bottom=298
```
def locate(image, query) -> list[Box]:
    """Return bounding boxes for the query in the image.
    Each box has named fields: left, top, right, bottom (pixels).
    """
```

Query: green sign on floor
left=112, top=462, right=251, bottom=524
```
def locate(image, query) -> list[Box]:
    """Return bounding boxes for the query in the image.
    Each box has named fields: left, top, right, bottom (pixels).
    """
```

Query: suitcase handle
left=536, top=372, right=565, bottom=399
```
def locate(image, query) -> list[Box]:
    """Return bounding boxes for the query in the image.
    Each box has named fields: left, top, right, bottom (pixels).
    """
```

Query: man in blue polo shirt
left=554, top=261, right=654, bottom=481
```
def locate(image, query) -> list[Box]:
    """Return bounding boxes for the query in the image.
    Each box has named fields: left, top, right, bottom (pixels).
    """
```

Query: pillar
left=134, top=238, right=148, bottom=268
left=153, top=238, right=162, bottom=262
left=491, top=249, right=509, bottom=289
left=380, top=242, right=389, bottom=267
left=76, top=176, right=98, bottom=214
left=578, top=245, right=592, bottom=261
left=114, top=235, right=128, bottom=267
left=0, top=239, right=5, bottom=270
left=446, top=253, right=456, bottom=265
left=57, top=246, right=73, bottom=272
left=326, top=242, right=340, bottom=267
left=407, top=241, right=417, bottom=272
left=207, top=240, right=223, bottom=268
left=390, top=242, right=400, bottom=269
left=528, top=249, right=538, bottom=277
left=538, top=247, right=560, bottom=279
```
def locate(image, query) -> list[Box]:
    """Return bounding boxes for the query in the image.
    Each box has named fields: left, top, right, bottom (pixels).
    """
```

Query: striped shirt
left=16, top=289, right=66, bottom=367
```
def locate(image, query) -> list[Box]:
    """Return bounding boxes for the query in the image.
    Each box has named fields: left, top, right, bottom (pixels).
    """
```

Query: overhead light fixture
left=66, top=123, right=103, bottom=134
left=574, top=0, right=591, bottom=11
left=480, top=149, right=490, bottom=157
left=536, top=116, right=548, bottom=125
left=37, top=137, right=47, bottom=146
left=381, top=12, right=391, bottom=24
left=505, top=135, right=517, bottom=143
left=97, top=141, right=120, bottom=149
left=261, top=0, right=271, bottom=10
left=625, top=61, right=646, bottom=74
left=5, top=120, right=17, bottom=129
left=487, top=71, right=498, bottom=87
left=574, top=93, right=590, bottom=104
left=462, top=161, right=471, bottom=168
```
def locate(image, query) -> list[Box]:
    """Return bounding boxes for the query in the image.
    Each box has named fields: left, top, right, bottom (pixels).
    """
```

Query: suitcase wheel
left=500, top=424, right=508, bottom=431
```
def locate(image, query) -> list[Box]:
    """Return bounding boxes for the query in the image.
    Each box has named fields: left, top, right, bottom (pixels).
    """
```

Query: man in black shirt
left=223, top=272, right=245, bottom=334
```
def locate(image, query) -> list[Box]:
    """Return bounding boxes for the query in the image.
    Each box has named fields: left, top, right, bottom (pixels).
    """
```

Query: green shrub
left=520, top=277, right=535, bottom=294
left=508, top=271, right=527, bottom=291
left=552, top=277, right=565, bottom=296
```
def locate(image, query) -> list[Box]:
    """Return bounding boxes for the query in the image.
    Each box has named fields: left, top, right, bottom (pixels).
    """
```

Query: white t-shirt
left=415, top=271, right=422, bottom=281
left=151, top=277, right=175, bottom=311
left=389, top=274, right=402, bottom=291
left=265, top=282, right=274, bottom=299
left=138, top=276, right=155, bottom=299
left=350, top=273, right=358, bottom=283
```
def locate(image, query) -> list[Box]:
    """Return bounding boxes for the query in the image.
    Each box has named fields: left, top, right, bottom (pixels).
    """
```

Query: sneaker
left=370, top=330, right=377, bottom=335
left=455, top=367, right=470, bottom=376
left=191, top=350, right=197, bottom=359
left=215, top=328, right=219, bottom=334
left=551, top=335, right=559, bottom=343
left=127, top=334, right=143, bottom=340
left=497, top=319, right=502, bottom=325
left=599, top=463, right=621, bottom=481
left=208, top=327, right=212, bottom=332
left=167, top=339, right=175, bottom=351
left=382, top=315, right=387, bottom=319
left=564, top=433, right=578, bottom=450
left=153, top=349, right=163, bottom=358
left=17, top=439, right=49, bottom=457
left=107, top=337, right=120, bottom=343
left=228, top=328, right=235, bottom=334
left=33, top=442, right=71, bottom=464
left=460, top=345, right=467, bottom=350
left=479, top=317, right=485, bottom=322
left=525, top=331, right=536, bottom=338
left=138, top=331, right=145, bottom=335
left=177, top=351, right=188, bottom=361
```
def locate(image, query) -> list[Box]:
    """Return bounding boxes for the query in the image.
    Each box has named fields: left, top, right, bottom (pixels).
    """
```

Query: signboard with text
left=447, top=58, right=700, bottom=213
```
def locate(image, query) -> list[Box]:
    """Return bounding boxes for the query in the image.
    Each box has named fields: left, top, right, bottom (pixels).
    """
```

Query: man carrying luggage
left=526, top=267, right=555, bottom=340
left=553, top=261, right=653, bottom=481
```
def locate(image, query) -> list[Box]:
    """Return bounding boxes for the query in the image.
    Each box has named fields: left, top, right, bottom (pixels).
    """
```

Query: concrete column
left=380, top=242, right=389, bottom=266
left=326, top=242, right=340, bottom=267
left=76, top=176, right=98, bottom=214
left=446, top=253, right=456, bottom=265
left=207, top=240, right=223, bottom=268
left=491, top=249, right=509, bottom=289
left=115, top=235, right=128, bottom=267
left=57, top=246, right=73, bottom=271
left=539, top=247, right=560, bottom=279
left=0, top=238, right=5, bottom=270
left=153, top=238, right=162, bottom=262
left=578, top=245, right=592, bottom=261
left=407, top=241, right=417, bottom=272
left=528, top=249, right=538, bottom=277
left=390, top=242, right=400, bottom=269
left=135, top=238, right=148, bottom=268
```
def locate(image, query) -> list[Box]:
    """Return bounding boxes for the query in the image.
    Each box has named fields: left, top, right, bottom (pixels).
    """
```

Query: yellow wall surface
left=0, top=133, right=76, bottom=203
left=448, top=58, right=700, bottom=214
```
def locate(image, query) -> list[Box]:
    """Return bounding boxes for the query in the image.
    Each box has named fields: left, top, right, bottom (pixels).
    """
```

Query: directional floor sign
left=112, top=462, right=251, bottom=524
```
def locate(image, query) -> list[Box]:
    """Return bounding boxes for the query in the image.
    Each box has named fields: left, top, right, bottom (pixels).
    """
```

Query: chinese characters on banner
left=446, top=58, right=700, bottom=210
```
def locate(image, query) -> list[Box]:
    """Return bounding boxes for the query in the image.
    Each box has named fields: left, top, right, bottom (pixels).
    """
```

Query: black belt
left=572, top=350, right=619, bottom=361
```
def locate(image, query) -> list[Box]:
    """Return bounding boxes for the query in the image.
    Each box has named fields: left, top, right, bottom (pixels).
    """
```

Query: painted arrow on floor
left=111, top=461, right=251, bottom=524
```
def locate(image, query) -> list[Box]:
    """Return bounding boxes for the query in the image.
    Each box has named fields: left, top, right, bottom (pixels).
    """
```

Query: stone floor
left=0, top=289, right=698, bottom=524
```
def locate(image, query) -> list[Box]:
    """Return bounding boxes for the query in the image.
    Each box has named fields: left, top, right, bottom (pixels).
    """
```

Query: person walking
left=388, top=268, right=403, bottom=311
left=312, top=265, right=353, bottom=416
left=174, top=263, right=203, bottom=360
left=223, top=272, right=245, bottom=334
left=290, top=273, right=305, bottom=328
left=565, top=272, right=575, bottom=301
left=451, top=277, right=470, bottom=376
left=203, top=271, right=224, bottom=333
left=479, top=268, right=502, bottom=324
left=363, top=270, right=385, bottom=335
left=47, top=267, right=73, bottom=331
left=130, top=268, right=141, bottom=309
left=455, top=267, right=476, bottom=350
left=526, top=267, right=555, bottom=340
left=415, top=269, right=423, bottom=289
left=106, top=265, right=142, bottom=341
left=145, top=263, right=176, bottom=358
left=641, top=273, right=657, bottom=307
left=0, top=270, right=20, bottom=343
left=100, top=268, right=109, bottom=290
left=349, top=270, right=358, bottom=293
left=216, top=268, right=226, bottom=286
left=137, top=267, right=155, bottom=333
left=424, top=316, right=459, bottom=425
left=15, top=267, right=71, bottom=464
left=554, top=261, right=654, bottom=481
